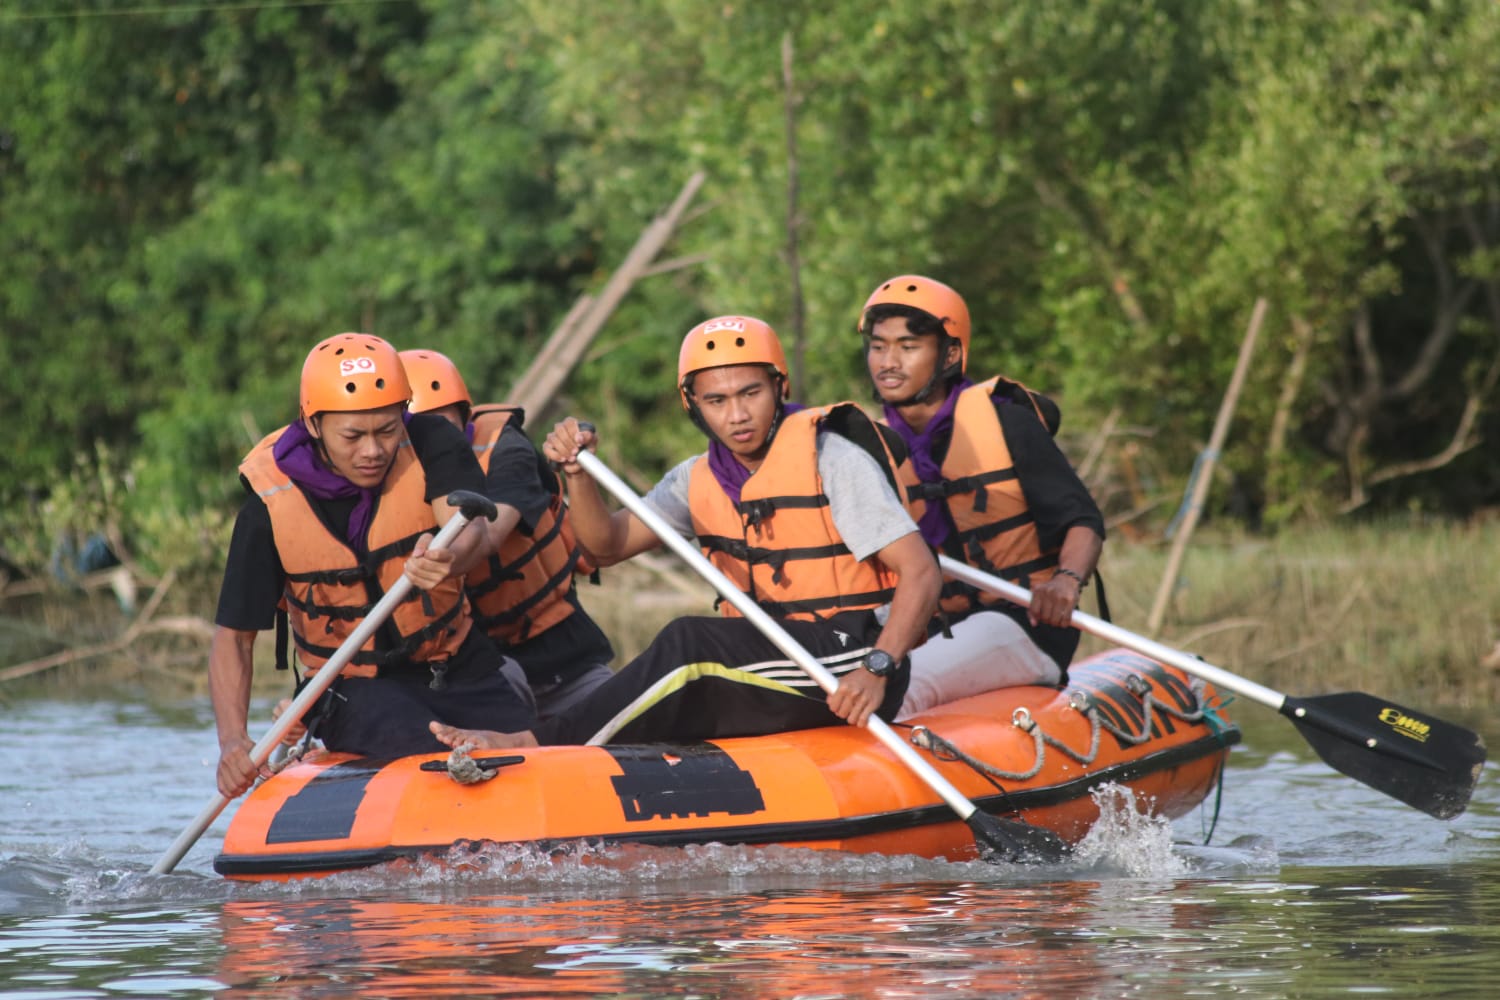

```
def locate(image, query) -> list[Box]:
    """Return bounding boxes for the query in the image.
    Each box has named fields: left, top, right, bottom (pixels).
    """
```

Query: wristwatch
left=861, top=649, right=898, bottom=677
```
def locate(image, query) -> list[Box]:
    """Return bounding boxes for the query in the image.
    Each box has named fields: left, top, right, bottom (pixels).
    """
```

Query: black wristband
left=1053, top=567, right=1087, bottom=588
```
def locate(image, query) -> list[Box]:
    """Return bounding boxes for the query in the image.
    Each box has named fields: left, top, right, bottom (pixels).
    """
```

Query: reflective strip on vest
left=238, top=426, right=471, bottom=676
left=688, top=404, right=899, bottom=622
left=462, top=406, right=580, bottom=645
left=923, top=377, right=1057, bottom=613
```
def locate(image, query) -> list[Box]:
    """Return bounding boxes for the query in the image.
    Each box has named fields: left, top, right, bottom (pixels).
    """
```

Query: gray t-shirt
left=643, top=431, right=918, bottom=562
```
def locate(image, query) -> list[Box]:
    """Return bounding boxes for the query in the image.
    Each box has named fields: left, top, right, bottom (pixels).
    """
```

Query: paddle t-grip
left=445, top=489, right=498, bottom=523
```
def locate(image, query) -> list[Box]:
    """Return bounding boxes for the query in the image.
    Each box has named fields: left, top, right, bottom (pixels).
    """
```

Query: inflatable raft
left=215, top=648, right=1240, bottom=879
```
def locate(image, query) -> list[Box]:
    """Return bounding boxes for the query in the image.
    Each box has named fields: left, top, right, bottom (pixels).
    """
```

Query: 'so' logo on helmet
left=339, top=357, right=378, bottom=377
left=701, top=318, right=747, bottom=335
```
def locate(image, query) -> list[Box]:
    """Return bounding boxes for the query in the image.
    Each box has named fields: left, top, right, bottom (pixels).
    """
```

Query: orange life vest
left=687, top=403, right=910, bottom=621
left=904, top=377, right=1058, bottom=614
left=239, top=427, right=471, bottom=677
left=462, top=405, right=585, bottom=646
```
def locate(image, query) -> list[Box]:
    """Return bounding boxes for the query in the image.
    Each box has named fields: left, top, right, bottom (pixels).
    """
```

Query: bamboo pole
left=1145, top=297, right=1269, bottom=636
left=506, top=172, right=707, bottom=419
left=781, top=31, right=806, bottom=400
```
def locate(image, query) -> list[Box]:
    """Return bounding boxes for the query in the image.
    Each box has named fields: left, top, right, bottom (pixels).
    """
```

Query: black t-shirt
left=478, top=422, right=616, bottom=682
left=214, top=413, right=483, bottom=633
left=483, top=424, right=555, bottom=531
left=930, top=394, right=1106, bottom=668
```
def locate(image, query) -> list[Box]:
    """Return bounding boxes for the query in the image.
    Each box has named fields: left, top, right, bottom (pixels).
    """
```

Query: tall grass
left=5, top=519, right=1497, bottom=708
left=582, top=517, right=1500, bottom=709
left=1085, top=517, right=1500, bottom=708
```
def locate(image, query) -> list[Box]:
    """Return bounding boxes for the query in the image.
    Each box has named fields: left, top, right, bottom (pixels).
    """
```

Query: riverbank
left=3, top=517, right=1496, bottom=707
left=1085, top=517, right=1499, bottom=708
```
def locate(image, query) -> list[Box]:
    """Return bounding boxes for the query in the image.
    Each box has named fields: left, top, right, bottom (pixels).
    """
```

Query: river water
left=1, top=693, right=1496, bottom=998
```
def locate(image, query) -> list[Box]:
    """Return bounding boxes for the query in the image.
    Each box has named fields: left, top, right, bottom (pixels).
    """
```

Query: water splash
left=1071, top=784, right=1189, bottom=878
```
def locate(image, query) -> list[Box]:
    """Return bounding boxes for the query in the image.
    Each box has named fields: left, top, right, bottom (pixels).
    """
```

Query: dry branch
left=1146, top=298, right=1268, bottom=636
left=506, top=172, right=707, bottom=420
left=0, top=569, right=211, bottom=683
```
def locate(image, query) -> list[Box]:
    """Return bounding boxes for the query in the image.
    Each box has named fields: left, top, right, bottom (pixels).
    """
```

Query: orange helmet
left=399, top=349, right=471, bottom=415
left=859, top=274, right=971, bottom=372
left=676, top=315, right=790, bottom=411
left=300, top=333, right=411, bottom=426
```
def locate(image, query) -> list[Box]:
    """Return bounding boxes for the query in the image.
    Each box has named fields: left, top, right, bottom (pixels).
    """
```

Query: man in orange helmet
left=399, top=349, right=615, bottom=721
left=858, top=275, right=1104, bottom=716
left=209, top=334, right=536, bottom=800
left=428, top=315, right=940, bottom=749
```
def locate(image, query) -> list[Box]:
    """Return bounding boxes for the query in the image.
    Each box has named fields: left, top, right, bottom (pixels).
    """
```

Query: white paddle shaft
left=151, top=506, right=481, bottom=875
left=574, top=449, right=986, bottom=823
left=938, top=556, right=1287, bottom=712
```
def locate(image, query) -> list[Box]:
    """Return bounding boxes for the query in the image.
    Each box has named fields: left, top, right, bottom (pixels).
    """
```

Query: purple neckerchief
left=707, top=402, right=806, bottom=505
left=884, top=378, right=974, bottom=547
left=273, top=412, right=412, bottom=554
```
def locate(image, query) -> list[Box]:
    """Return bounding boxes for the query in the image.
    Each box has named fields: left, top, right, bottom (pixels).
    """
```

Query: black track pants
left=535, top=612, right=908, bottom=746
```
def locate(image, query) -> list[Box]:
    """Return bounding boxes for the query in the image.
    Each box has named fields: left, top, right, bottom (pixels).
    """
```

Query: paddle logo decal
left=1378, top=707, right=1432, bottom=742
left=606, top=744, right=766, bottom=822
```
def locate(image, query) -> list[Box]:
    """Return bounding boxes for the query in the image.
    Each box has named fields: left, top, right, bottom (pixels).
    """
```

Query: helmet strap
left=760, top=380, right=789, bottom=452
left=870, top=334, right=961, bottom=407
left=685, top=369, right=787, bottom=455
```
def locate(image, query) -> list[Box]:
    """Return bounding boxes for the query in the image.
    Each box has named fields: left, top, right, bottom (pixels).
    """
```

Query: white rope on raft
left=445, top=744, right=501, bottom=784
left=259, top=742, right=499, bottom=785
left=266, top=742, right=306, bottom=775
left=909, top=677, right=1220, bottom=784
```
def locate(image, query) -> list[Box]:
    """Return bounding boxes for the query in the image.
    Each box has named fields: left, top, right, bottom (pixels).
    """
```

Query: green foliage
left=2, top=0, right=1499, bottom=563
left=0, top=439, right=231, bottom=583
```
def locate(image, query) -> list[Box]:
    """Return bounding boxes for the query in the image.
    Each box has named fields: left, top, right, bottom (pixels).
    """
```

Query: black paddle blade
left=1281, top=692, right=1487, bottom=820
left=968, top=810, right=1070, bottom=864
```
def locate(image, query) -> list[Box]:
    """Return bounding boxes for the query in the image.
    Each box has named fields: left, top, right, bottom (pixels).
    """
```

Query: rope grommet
left=1068, top=691, right=1092, bottom=714
left=1011, top=707, right=1035, bottom=732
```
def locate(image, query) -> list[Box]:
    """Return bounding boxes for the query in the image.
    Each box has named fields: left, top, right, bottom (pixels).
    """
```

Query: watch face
left=863, top=650, right=896, bottom=676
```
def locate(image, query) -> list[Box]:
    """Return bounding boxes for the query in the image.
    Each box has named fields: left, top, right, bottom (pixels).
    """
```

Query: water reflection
left=211, top=883, right=1139, bottom=998
left=3, top=855, right=1498, bottom=998
left=1, top=699, right=1497, bottom=998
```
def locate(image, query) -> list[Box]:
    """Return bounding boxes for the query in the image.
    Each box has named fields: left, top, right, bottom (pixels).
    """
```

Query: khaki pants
left=897, top=610, right=1061, bottom=720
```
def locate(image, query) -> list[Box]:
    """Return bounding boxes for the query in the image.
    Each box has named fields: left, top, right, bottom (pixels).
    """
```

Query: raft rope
left=907, top=675, right=1224, bottom=786
left=265, top=740, right=307, bottom=775
left=445, top=743, right=501, bottom=784
left=1198, top=753, right=1228, bottom=846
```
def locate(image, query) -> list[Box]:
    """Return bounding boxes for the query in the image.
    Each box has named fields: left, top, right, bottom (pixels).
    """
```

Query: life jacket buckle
left=739, top=498, right=775, bottom=529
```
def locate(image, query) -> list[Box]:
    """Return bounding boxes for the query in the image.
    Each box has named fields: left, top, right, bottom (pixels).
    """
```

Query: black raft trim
left=213, top=728, right=1241, bottom=877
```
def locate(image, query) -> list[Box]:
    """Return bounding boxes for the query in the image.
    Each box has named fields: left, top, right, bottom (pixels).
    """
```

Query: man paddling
left=399, top=348, right=616, bottom=721
left=429, top=315, right=940, bottom=749
left=858, top=275, right=1105, bottom=716
left=209, top=333, right=534, bottom=799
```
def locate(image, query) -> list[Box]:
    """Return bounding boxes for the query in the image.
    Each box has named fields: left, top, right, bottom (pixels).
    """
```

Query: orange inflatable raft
left=215, top=649, right=1240, bottom=879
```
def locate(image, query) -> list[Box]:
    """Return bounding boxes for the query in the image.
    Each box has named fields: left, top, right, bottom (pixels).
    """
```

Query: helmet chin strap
left=761, top=397, right=788, bottom=451
left=875, top=336, right=962, bottom=408
left=302, top=414, right=341, bottom=473
left=884, top=375, right=944, bottom=408
left=685, top=371, right=788, bottom=454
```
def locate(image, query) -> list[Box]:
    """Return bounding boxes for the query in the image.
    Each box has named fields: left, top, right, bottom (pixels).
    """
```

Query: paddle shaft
left=573, top=450, right=989, bottom=826
left=938, top=556, right=1288, bottom=714
left=151, top=502, right=485, bottom=875
left=937, top=554, right=1486, bottom=819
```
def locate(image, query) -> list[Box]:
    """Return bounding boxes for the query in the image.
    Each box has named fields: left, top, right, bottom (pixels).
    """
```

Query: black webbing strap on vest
left=274, top=605, right=291, bottom=672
